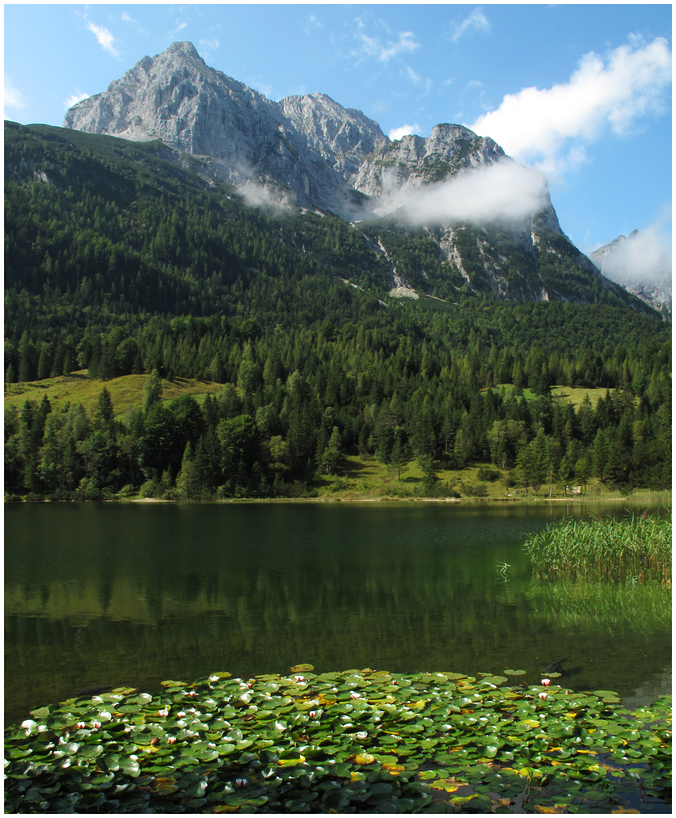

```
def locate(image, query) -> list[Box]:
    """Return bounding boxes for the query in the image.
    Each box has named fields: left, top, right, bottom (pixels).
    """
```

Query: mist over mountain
left=590, top=230, right=672, bottom=320
left=61, top=40, right=641, bottom=308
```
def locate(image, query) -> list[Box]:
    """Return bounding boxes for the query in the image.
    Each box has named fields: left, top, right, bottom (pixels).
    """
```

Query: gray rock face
left=279, top=93, right=387, bottom=183
left=64, top=42, right=387, bottom=216
left=64, top=41, right=560, bottom=227
left=353, top=124, right=505, bottom=199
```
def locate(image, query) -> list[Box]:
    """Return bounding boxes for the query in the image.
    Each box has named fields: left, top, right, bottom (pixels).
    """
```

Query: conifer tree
left=143, top=369, right=163, bottom=414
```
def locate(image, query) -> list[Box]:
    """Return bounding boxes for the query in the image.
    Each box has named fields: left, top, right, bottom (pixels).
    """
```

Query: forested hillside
left=4, top=122, right=671, bottom=499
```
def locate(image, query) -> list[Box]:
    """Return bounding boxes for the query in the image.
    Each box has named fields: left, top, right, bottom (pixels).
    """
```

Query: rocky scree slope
left=62, top=41, right=645, bottom=309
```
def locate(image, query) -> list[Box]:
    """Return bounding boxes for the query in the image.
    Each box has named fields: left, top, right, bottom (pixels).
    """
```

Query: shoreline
left=6, top=492, right=670, bottom=506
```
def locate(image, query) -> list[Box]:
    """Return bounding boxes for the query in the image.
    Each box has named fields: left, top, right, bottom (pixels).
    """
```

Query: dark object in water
left=542, top=659, right=566, bottom=675
left=76, top=685, right=113, bottom=697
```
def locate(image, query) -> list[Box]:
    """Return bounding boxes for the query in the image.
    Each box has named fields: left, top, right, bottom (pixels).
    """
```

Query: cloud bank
left=373, top=159, right=549, bottom=227
left=470, top=36, right=671, bottom=175
left=595, top=223, right=672, bottom=286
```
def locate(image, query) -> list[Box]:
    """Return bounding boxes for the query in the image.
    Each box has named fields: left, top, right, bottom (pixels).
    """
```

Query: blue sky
left=4, top=4, right=672, bottom=258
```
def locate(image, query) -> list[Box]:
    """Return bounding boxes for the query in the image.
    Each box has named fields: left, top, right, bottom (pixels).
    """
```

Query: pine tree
left=96, top=387, right=114, bottom=426
left=319, top=426, right=342, bottom=475
left=176, top=441, right=200, bottom=499
left=143, top=369, right=163, bottom=413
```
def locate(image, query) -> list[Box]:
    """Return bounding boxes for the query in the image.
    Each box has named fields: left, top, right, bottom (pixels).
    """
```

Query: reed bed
left=524, top=514, right=671, bottom=583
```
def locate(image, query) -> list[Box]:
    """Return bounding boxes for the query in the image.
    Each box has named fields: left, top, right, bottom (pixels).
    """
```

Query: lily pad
left=4, top=666, right=671, bottom=814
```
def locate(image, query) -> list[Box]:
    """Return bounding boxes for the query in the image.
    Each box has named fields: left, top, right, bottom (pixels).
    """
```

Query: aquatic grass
left=4, top=666, right=671, bottom=814
left=524, top=515, right=671, bottom=583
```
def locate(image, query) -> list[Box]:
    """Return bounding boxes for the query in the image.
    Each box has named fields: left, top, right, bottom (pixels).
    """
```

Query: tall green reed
left=524, top=515, right=671, bottom=583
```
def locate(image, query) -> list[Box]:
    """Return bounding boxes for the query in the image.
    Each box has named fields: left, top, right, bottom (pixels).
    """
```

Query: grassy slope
left=4, top=371, right=222, bottom=420
left=313, top=454, right=669, bottom=503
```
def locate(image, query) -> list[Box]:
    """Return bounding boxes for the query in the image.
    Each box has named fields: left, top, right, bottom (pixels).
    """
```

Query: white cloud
left=199, top=37, right=220, bottom=51
left=121, top=12, right=146, bottom=35
left=65, top=90, right=89, bottom=109
left=389, top=124, right=421, bottom=141
left=169, top=21, right=188, bottom=39
left=304, top=14, right=322, bottom=34
left=450, top=8, right=490, bottom=43
left=402, top=66, right=432, bottom=95
left=246, top=76, right=274, bottom=98
left=4, top=78, right=25, bottom=111
left=594, top=219, right=672, bottom=285
left=374, top=159, right=549, bottom=227
left=87, top=20, right=120, bottom=57
left=354, top=26, right=419, bottom=63
left=240, top=180, right=293, bottom=214
left=470, top=36, right=671, bottom=173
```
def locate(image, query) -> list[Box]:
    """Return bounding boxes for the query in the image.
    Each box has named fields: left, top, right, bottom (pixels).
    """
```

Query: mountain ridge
left=60, top=41, right=649, bottom=311
left=64, top=41, right=554, bottom=223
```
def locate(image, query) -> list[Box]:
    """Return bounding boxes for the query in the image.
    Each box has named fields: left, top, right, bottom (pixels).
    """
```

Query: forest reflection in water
left=5, top=501, right=671, bottom=725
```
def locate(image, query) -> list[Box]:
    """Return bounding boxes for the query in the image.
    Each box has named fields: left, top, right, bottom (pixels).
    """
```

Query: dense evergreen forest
left=4, top=122, right=672, bottom=499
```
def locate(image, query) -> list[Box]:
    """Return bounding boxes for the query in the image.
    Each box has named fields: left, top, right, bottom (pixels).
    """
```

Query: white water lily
left=21, top=719, right=36, bottom=735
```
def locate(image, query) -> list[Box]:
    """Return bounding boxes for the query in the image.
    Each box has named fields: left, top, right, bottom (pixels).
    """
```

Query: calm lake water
left=5, top=500, right=671, bottom=726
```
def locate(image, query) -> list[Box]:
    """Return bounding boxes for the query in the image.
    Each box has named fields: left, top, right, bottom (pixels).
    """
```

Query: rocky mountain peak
left=61, top=41, right=646, bottom=307
left=62, top=40, right=541, bottom=221
left=166, top=40, right=203, bottom=61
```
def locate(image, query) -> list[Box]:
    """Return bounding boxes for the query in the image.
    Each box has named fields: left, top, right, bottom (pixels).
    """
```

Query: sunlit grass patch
left=489, top=383, right=612, bottom=408
left=5, top=372, right=222, bottom=419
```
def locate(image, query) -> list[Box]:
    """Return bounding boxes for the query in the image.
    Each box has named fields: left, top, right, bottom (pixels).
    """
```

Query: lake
left=5, top=500, right=671, bottom=726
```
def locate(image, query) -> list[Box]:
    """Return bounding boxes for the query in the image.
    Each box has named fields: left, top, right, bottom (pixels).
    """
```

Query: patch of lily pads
left=5, top=665, right=671, bottom=813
